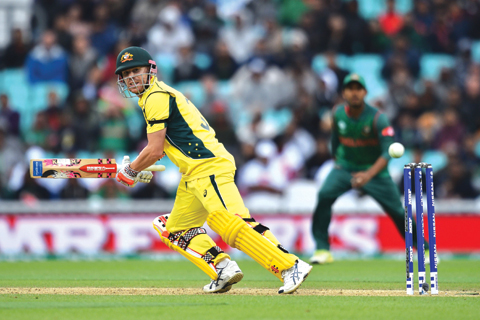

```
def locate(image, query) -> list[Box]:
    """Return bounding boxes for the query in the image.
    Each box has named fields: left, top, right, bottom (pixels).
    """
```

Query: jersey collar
left=345, top=104, right=365, bottom=119
left=138, top=76, right=157, bottom=106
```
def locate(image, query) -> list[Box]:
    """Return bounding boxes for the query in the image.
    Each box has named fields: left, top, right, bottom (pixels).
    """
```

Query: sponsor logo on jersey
left=121, top=52, right=134, bottom=63
left=381, top=126, right=395, bottom=136
left=362, top=125, right=371, bottom=135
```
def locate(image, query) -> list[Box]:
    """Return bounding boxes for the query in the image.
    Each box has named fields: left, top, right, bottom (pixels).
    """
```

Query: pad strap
left=169, top=228, right=207, bottom=250
left=243, top=217, right=270, bottom=235
left=202, top=246, right=224, bottom=263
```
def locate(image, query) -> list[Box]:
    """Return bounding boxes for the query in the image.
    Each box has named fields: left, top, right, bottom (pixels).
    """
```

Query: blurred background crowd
left=1, top=0, right=480, bottom=203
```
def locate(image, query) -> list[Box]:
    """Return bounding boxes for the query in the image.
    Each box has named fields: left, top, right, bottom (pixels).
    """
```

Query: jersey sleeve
left=375, top=113, right=395, bottom=160
left=144, top=92, right=170, bottom=133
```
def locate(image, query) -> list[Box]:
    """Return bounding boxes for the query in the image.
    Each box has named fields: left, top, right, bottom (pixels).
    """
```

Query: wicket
left=403, top=163, right=438, bottom=295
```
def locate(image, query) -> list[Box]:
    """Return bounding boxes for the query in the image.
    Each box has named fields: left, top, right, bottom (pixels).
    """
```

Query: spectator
left=14, top=170, right=50, bottom=201
left=231, top=58, right=291, bottom=112
left=238, top=139, right=288, bottom=197
left=24, top=111, right=56, bottom=151
left=53, top=14, right=73, bottom=53
left=324, top=51, right=349, bottom=94
left=305, top=137, right=330, bottom=179
left=99, top=105, right=131, bottom=152
left=299, top=4, right=329, bottom=54
left=44, top=91, right=63, bottom=141
left=131, top=0, right=167, bottom=35
left=436, top=153, right=478, bottom=199
left=274, top=119, right=315, bottom=179
left=0, top=125, right=23, bottom=189
left=90, top=4, right=119, bottom=57
left=199, top=74, right=225, bottom=117
left=95, top=179, right=130, bottom=199
left=434, top=108, right=465, bottom=152
left=68, top=95, right=100, bottom=151
left=417, top=80, right=439, bottom=114
left=69, top=35, right=98, bottom=90
left=325, top=14, right=352, bottom=54
left=60, top=179, right=90, bottom=199
left=207, top=41, right=238, bottom=80
left=206, top=101, right=242, bottom=162
left=1, top=29, right=31, bottom=69
left=146, top=4, right=194, bottom=58
left=368, top=20, right=391, bottom=53
left=26, top=30, right=69, bottom=83
left=343, top=0, right=370, bottom=53
left=461, top=74, right=480, bottom=133
left=383, top=67, right=415, bottom=119
left=413, top=0, right=433, bottom=40
left=382, top=36, right=420, bottom=80
left=379, top=0, right=404, bottom=37
left=219, top=11, right=261, bottom=63
left=190, top=2, right=223, bottom=54
left=66, top=4, right=91, bottom=37
left=172, top=45, right=202, bottom=83
left=454, top=39, right=474, bottom=87
left=0, top=94, right=20, bottom=136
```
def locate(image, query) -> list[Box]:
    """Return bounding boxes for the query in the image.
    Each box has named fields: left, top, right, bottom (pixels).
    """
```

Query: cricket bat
left=29, top=159, right=165, bottom=179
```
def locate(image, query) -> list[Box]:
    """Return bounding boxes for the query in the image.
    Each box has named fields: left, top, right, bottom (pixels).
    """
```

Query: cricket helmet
left=115, top=46, right=157, bottom=98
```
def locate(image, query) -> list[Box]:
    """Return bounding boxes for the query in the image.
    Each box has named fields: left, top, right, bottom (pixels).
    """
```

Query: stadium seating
left=472, top=41, right=480, bottom=63
left=420, top=54, right=456, bottom=80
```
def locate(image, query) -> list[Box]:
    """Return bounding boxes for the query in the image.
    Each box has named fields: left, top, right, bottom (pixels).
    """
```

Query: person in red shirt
left=379, top=0, right=404, bottom=37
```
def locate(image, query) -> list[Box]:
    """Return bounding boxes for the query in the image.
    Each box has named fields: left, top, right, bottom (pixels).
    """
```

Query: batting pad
left=153, top=217, right=220, bottom=280
left=207, top=210, right=297, bottom=281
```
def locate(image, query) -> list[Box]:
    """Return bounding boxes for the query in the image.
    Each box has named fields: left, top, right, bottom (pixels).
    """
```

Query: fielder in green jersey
left=310, top=74, right=425, bottom=264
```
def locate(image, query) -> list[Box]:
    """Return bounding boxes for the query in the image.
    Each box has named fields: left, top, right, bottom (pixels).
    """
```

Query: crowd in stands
left=1, top=0, right=480, bottom=202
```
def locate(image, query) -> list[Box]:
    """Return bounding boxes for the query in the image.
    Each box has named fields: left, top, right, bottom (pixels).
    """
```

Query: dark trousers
left=312, top=167, right=426, bottom=250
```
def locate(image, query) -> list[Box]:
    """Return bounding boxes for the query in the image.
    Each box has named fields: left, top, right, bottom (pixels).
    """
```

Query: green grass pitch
left=0, top=258, right=479, bottom=320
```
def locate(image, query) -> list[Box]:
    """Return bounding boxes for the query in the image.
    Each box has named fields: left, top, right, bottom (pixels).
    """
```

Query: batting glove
left=138, top=170, right=153, bottom=183
left=117, top=162, right=140, bottom=188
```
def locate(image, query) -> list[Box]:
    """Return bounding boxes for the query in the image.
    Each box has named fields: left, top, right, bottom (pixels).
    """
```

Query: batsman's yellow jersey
left=138, top=78, right=235, bottom=180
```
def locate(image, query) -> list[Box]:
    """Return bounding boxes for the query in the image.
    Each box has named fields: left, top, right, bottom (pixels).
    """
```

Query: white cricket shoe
left=203, top=260, right=244, bottom=293
left=278, top=260, right=313, bottom=294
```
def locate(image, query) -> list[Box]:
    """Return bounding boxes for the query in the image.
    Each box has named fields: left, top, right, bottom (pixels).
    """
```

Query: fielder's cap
left=342, top=73, right=367, bottom=90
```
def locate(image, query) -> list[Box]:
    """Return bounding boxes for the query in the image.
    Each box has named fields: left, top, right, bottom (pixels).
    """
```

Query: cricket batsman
left=310, top=74, right=427, bottom=264
left=114, top=46, right=312, bottom=293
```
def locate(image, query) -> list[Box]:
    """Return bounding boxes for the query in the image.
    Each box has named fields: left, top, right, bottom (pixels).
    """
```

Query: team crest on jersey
left=121, top=52, right=133, bottom=63
left=338, top=120, right=347, bottom=134
left=362, top=125, right=371, bottom=136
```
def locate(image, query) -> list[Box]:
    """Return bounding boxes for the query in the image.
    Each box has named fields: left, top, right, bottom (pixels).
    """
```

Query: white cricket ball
left=388, top=142, right=405, bottom=158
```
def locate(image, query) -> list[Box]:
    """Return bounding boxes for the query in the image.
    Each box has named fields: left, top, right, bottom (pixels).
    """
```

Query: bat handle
left=144, top=165, right=166, bottom=172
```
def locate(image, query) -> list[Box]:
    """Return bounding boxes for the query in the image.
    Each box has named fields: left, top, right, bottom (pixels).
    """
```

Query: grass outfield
left=0, top=258, right=479, bottom=319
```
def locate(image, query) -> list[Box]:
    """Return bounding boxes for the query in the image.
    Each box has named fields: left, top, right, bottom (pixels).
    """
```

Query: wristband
left=125, top=164, right=140, bottom=177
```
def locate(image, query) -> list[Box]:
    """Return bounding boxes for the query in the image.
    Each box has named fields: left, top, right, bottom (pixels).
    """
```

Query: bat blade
left=30, top=159, right=166, bottom=179
left=30, top=159, right=117, bottom=179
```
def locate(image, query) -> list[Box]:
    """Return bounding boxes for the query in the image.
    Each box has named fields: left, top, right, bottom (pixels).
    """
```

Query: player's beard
left=348, top=100, right=364, bottom=109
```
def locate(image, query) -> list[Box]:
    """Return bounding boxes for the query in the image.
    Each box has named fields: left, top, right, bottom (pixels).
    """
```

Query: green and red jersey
left=331, top=103, right=394, bottom=177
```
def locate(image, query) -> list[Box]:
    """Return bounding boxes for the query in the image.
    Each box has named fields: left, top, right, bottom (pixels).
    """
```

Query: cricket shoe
left=203, top=259, right=244, bottom=293
left=310, top=249, right=334, bottom=265
left=278, top=259, right=313, bottom=294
